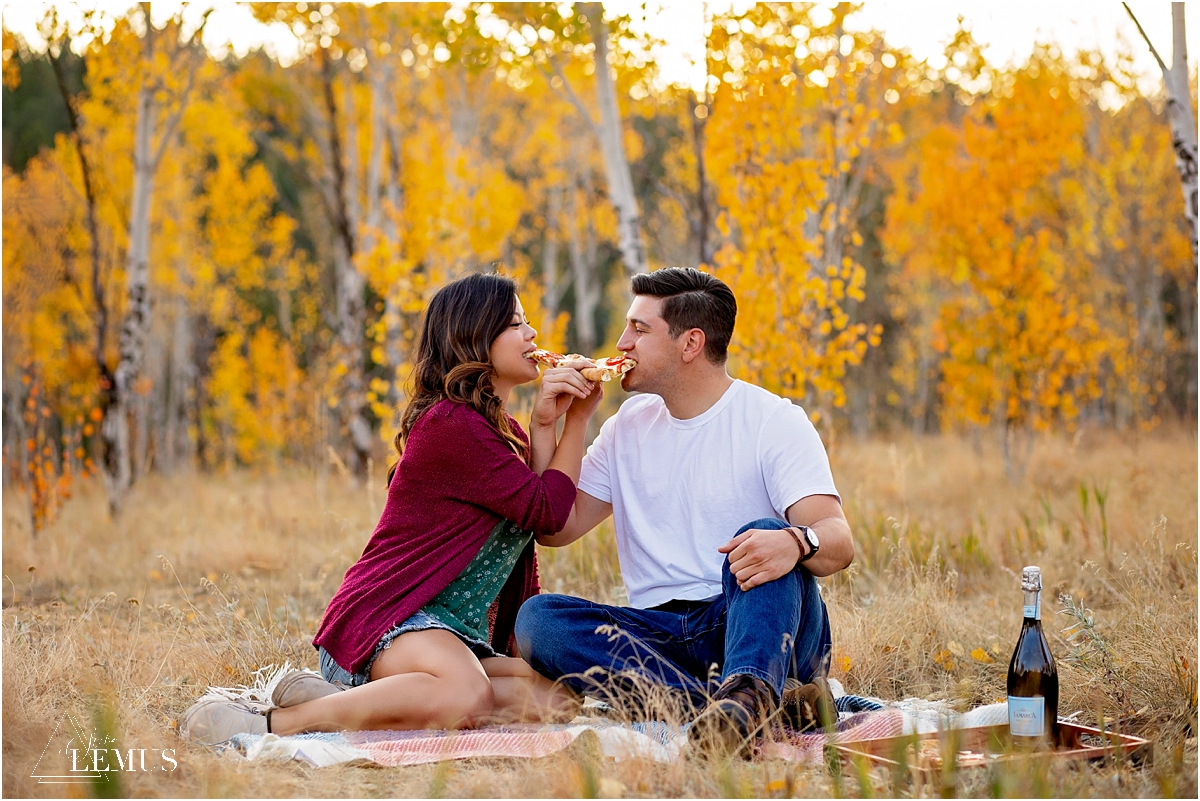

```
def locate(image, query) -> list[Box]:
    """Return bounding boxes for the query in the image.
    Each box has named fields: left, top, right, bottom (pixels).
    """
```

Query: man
left=515, top=267, right=854, bottom=751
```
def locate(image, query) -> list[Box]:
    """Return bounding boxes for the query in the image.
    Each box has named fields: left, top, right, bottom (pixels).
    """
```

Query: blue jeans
left=515, top=518, right=832, bottom=707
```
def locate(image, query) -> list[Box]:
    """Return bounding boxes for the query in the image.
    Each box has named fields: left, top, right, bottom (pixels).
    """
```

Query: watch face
left=804, top=526, right=819, bottom=548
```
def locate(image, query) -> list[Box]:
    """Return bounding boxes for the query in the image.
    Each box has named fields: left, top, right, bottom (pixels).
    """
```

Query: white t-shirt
left=578, top=380, right=840, bottom=609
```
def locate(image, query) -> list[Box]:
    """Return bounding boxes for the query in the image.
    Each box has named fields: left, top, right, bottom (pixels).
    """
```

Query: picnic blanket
left=204, top=665, right=1009, bottom=768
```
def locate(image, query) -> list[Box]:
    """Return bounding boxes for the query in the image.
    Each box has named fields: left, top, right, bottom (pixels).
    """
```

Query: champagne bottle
left=1007, top=565, right=1059, bottom=747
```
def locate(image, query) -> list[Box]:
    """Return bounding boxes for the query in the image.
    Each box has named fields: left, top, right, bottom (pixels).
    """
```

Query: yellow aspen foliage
left=2, top=28, right=19, bottom=90
left=205, top=328, right=303, bottom=467
left=704, top=5, right=897, bottom=408
left=4, top=4, right=1194, bottom=479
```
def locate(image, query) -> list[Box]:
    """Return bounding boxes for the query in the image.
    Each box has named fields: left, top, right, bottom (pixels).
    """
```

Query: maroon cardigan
left=314, top=400, right=576, bottom=675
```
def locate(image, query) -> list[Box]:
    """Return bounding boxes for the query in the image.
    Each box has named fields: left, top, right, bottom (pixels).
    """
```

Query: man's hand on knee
left=718, top=528, right=801, bottom=591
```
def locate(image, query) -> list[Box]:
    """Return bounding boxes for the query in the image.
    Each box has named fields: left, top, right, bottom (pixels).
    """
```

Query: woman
left=181, top=273, right=601, bottom=744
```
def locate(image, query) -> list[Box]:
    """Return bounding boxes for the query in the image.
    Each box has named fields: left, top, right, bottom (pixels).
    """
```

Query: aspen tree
left=100, top=6, right=209, bottom=510
left=704, top=4, right=891, bottom=415
left=1124, top=2, right=1198, bottom=414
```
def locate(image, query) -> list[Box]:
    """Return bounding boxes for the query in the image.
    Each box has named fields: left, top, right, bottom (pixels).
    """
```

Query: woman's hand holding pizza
left=564, top=374, right=604, bottom=424
left=530, top=359, right=595, bottom=430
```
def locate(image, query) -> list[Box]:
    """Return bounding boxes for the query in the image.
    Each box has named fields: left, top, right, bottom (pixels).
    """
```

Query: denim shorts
left=318, top=611, right=499, bottom=687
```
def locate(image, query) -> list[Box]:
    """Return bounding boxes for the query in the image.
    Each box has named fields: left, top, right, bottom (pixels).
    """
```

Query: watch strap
left=794, top=525, right=819, bottom=563
left=785, top=526, right=809, bottom=563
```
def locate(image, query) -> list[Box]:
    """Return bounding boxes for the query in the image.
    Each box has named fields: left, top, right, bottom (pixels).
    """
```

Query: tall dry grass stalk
left=3, top=426, right=1196, bottom=797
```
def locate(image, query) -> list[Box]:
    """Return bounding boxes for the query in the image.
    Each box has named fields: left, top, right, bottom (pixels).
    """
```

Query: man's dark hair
left=631, top=268, right=737, bottom=364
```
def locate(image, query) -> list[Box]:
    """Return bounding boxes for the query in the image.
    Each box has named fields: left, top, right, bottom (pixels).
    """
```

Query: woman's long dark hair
left=387, top=273, right=527, bottom=485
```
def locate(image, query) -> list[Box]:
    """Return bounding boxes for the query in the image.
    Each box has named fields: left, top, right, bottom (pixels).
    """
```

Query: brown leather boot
left=780, top=676, right=836, bottom=732
left=688, top=674, right=777, bottom=758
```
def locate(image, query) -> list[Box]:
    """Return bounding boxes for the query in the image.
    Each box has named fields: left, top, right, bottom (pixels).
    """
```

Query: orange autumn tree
left=2, top=159, right=99, bottom=531
left=703, top=3, right=894, bottom=417
left=882, top=44, right=1127, bottom=476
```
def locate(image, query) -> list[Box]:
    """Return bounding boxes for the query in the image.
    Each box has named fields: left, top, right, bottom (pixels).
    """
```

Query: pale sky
left=3, top=1, right=1195, bottom=96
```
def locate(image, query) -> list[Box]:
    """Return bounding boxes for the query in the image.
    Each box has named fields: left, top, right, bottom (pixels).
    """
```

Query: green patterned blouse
left=418, top=519, right=533, bottom=646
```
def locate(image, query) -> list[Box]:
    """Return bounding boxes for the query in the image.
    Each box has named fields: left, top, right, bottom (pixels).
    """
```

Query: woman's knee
left=462, top=675, right=497, bottom=724
left=434, top=671, right=495, bottom=728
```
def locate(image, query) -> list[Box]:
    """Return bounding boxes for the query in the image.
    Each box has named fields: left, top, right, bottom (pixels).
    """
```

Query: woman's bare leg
left=269, top=630, right=493, bottom=734
left=480, top=656, right=581, bottom=724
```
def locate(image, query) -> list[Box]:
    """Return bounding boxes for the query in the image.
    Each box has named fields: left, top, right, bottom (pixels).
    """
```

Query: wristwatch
left=788, top=525, right=820, bottom=563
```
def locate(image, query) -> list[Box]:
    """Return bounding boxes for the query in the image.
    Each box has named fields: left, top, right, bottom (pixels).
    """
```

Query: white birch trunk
left=581, top=2, right=648, bottom=276
left=365, top=65, right=388, bottom=244
left=1165, top=4, right=1198, bottom=415
left=383, top=121, right=405, bottom=401
left=163, top=292, right=194, bottom=473
left=1126, top=1, right=1198, bottom=413
left=346, top=95, right=362, bottom=247
left=568, top=169, right=602, bottom=354
left=335, top=243, right=372, bottom=472
left=543, top=184, right=567, bottom=315
left=321, top=54, right=374, bottom=475
left=102, top=63, right=155, bottom=513
left=373, top=62, right=407, bottom=414
left=1165, top=5, right=1198, bottom=255
left=364, top=63, right=404, bottom=425
left=99, top=7, right=205, bottom=511
left=1127, top=2, right=1198, bottom=252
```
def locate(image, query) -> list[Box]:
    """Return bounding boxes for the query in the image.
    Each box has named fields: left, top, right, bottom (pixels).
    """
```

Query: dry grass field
left=3, top=426, right=1196, bottom=798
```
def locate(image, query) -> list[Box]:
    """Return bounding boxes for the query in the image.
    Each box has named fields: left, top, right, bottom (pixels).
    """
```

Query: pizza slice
left=525, top=349, right=637, bottom=382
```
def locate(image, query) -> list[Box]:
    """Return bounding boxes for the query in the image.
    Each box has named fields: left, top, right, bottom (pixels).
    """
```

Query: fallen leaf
left=598, top=778, right=626, bottom=798
left=933, top=649, right=957, bottom=672
left=971, top=647, right=994, bottom=663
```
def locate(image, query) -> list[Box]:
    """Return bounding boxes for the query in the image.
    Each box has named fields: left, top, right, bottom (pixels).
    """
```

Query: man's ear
left=680, top=328, right=707, bottom=364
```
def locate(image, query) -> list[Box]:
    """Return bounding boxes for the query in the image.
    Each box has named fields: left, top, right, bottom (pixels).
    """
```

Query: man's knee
left=515, top=593, right=584, bottom=664
left=734, top=517, right=789, bottom=536
left=725, top=518, right=806, bottom=583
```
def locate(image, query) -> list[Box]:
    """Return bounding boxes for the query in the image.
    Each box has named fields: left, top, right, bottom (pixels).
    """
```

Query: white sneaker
left=179, top=697, right=268, bottom=745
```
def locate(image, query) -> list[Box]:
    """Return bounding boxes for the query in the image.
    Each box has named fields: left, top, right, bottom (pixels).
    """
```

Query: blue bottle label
left=1008, top=695, right=1044, bottom=736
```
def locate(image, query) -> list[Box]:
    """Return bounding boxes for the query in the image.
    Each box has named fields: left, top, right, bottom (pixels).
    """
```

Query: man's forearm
left=792, top=517, right=854, bottom=578
left=779, top=494, right=854, bottom=579
left=537, top=488, right=613, bottom=548
left=536, top=504, right=587, bottom=547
